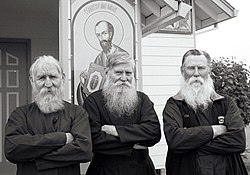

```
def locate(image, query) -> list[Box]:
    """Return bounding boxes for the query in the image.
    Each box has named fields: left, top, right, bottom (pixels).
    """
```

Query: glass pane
left=7, top=70, right=19, bottom=88
left=6, top=53, right=19, bottom=66
left=7, top=92, right=19, bottom=120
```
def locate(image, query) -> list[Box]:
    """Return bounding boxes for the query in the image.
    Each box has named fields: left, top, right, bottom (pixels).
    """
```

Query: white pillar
left=59, top=0, right=71, bottom=102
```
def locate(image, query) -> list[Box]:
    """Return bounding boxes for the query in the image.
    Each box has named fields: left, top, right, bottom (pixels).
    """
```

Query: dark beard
left=33, top=86, right=64, bottom=114
left=100, top=40, right=112, bottom=53
left=102, top=76, right=138, bottom=117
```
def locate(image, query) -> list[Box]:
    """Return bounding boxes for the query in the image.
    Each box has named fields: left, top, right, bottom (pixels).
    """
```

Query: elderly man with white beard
left=83, top=52, right=161, bottom=175
left=163, top=49, right=247, bottom=175
left=5, top=55, right=92, bottom=175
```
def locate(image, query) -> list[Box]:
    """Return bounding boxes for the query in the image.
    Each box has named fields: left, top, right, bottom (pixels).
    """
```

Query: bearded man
left=83, top=52, right=161, bottom=175
left=94, top=20, right=129, bottom=66
left=5, top=55, right=92, bottom=175
left=163, top=49, right=247, bottom=175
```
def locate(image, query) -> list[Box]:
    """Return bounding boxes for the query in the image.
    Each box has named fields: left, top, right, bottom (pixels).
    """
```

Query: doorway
left=0, top=39, right=31, bottom=174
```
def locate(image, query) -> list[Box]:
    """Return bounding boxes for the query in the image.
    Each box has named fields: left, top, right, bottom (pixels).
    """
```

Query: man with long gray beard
left=163, top=49, right=247, bottom=175
left=83, top=52, right=161, bottom=175
left=5, top=55, right=92, bottom=175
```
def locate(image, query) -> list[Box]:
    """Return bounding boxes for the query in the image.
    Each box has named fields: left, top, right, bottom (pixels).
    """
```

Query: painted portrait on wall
left=71, top=0, right=135, bottom=105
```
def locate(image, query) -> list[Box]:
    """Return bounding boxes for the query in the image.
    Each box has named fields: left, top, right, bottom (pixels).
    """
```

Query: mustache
left=188, top=77, right=204, bottom=85
left=114, top=81, right=131, bottom=87
left=39, top=87, right=57, bottom=96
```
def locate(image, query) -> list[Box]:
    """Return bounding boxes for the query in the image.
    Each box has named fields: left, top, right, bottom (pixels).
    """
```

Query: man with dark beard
left=5, top=55, right=92, bottom=175
left=163, top=49, right=247, bottom=175
left=94, top=20, right=129, bottom=66
left=83, top=52, right=161, bottom=175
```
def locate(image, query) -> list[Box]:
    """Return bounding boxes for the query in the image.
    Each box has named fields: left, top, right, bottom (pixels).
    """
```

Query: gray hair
left=29, top=55, right=63, bottom=78
left=106, top=52, right=135, bottom=70
left=181, top=49, right=211, bottom=67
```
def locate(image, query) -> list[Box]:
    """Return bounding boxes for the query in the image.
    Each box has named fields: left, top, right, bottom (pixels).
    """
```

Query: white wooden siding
left=142, top=33, right=195, bottom=169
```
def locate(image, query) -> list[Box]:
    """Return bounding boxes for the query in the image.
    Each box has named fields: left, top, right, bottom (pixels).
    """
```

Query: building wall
left=142, top=33, right=195, bottom=169
left=58, top=0, right=196, bottom=172
left=0, top=13, right=59, bottom=63
left=0, top=2, right=195, bottom=173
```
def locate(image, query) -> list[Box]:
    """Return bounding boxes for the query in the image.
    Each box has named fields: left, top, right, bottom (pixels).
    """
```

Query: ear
left=62, top=73, right=65, bottom=79
left=208, top=67, right=212, bottom=74
left=62, top=73, right=66, bottom=83
left=109, top=32, right=113, bottom=39
left=180, top=66, right=184, bottom=76
left=104, top=67, right=110, bottom=75
left=29, top=75, right=34, bottom=85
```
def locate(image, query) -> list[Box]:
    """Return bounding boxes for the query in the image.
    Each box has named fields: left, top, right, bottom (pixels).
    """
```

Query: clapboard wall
left=141, top=32, right=195, bottom=169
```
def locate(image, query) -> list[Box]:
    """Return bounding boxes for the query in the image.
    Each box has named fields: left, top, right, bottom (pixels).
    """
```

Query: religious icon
left=72, top=0, right=135, bottom=105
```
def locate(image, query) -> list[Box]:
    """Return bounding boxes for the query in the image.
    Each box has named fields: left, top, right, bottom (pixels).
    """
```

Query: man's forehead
left=184, top=55, right=208, bottom=66
left=112, top=62, right=133, bottom=70
left=35, top=63, right=60, bottom=75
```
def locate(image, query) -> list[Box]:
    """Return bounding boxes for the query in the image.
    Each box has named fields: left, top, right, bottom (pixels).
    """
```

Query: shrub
left=211, top=57, right=250, bottom=125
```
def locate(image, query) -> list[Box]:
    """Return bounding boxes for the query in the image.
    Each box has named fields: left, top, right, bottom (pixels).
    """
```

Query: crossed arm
left=163, top=98, right=246, bottom=154
left=84, top=93, right=161, bottom=156
left=5, top=106, right=92, bottom=170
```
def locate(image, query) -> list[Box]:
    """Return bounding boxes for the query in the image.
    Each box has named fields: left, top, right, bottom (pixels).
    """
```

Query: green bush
left=211, top=57, right=250, bottom=125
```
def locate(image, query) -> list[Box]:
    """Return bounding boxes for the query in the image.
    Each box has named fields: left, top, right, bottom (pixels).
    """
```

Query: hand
left=65, top=133, right=74, bottom=144
left=79, top=69, right=88, bottom=84
left=133, top=144, right=147, bottom=149
left=101, top=125, right=118, bottom=137
left=211, top=125, right=227, bottom=138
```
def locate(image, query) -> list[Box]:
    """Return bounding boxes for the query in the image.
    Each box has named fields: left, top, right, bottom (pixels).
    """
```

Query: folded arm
left=163, top=98, right=214, bottom=154
left=36, top=107, right=93, bottom=170
left=198, top=99, right=246, bottom=154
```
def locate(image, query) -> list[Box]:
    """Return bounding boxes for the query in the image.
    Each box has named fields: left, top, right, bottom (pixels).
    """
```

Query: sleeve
left=198, top=98, right=246, bottom=154
left=35, top=106, right=93, bottom=170
left=84, top=95, right=134, bottom=156
left=4, top=108, right=66, bottom=163
left=163, top=98, right=213, bottom=154
left=115, top=93, right=161, bottom=147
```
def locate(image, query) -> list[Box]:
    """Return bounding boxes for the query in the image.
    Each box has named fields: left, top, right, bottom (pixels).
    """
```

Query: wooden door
left=0, top=39, right=30, bottom=174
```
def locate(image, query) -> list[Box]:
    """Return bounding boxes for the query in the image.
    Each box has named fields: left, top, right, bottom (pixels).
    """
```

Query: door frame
left=0, top=38, right=32, bottom=103
left=0, top=38, right=31, bottom=174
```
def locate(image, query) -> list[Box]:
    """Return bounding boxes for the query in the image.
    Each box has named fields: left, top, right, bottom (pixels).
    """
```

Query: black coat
left=5, top=101, right=92, bottom=175
left=83, top=90, right=161, bottom=175
left=163, top=92, right=247, bottom=175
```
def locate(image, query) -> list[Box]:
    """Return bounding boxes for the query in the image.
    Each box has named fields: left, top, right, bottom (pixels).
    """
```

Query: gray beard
left=32, top=86, right=64, bottom=114
left=102, top=76, right=138, bottom=117
left=180, top=76, right=215, bottom=111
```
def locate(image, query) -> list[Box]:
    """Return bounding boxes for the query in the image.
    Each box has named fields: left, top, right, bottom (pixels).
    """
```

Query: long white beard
left=180, top=76, right=215, bottom=111
left=33, top=86, right=64, bottom=114
left=102, top=76, right=138, bottom=117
